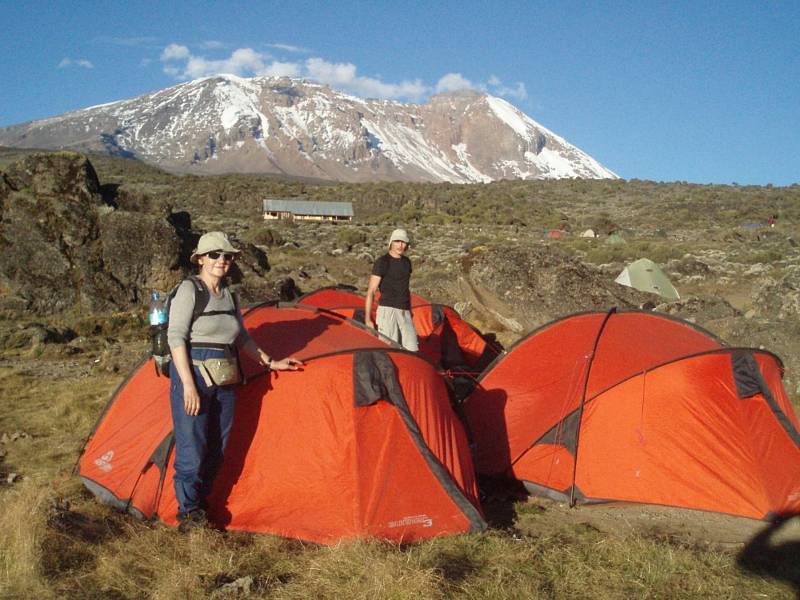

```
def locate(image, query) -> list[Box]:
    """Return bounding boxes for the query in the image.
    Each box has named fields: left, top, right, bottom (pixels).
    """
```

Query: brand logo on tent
left=388, top=514, right=433, bottom=528
left=94, top=450, right=114, bottom=472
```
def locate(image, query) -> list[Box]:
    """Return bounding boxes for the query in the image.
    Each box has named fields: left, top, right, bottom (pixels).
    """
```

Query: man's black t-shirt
left=372, top=253, right=412, bottom=309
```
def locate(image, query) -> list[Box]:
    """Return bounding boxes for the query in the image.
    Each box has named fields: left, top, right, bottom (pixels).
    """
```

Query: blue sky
left=1, top=1, right=798, bottom=185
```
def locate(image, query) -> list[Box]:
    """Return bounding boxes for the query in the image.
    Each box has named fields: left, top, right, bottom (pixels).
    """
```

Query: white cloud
left=263, top=60, right=301, bottom=78
left=487, top=76, right=528, bottom=100
left=268, top=43, right=308, bottom=53
left=57, top=58, right=94, bottom=69
left=161, top=44, right=191, bottom=61
left=305, top=58, right=428, bottom=100
left=157, top=44, right=527, bottom=105
left=435, top=73, right=475, bottom=93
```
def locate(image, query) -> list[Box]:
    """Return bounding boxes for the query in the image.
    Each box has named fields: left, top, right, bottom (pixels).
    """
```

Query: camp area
left=77, top=289, right=800, bottom=546
left=3, top=152, right=800, bottom=597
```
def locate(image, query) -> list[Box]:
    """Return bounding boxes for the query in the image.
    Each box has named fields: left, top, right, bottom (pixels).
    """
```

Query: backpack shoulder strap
left=186, top=275, right=211, bottom=324
left=230, top=288, right=240, bottom=315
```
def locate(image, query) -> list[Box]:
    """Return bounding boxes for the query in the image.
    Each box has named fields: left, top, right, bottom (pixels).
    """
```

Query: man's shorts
left=376, top=306, right=419, bottom=351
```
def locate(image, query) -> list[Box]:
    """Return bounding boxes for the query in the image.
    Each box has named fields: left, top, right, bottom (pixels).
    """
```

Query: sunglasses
left=205, top=251, right=236, bottom=261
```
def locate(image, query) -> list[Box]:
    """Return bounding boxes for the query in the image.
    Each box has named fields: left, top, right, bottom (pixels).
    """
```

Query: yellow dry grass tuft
left=0, top=479, right=56, bottom=599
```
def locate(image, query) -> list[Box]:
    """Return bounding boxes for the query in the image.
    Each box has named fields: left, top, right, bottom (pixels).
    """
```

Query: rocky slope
left=0, top=75, right=617, bottom=183
left=0, top=152, right=270, bottom=314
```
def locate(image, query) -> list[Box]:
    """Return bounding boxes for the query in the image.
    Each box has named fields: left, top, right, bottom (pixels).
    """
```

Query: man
left=365, top=228, right=419, bottom=351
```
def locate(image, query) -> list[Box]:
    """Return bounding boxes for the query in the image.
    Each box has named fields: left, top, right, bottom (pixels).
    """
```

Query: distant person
left=768, top=215, right=776, bottom=228
left=168, top=231, right=302, bottom=532
left=365, top=228, right=419, bottom=351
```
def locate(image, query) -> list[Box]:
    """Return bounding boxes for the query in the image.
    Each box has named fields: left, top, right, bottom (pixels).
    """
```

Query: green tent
left=605, top=233, right=626, bottom=245
left=615, top=258, right=680, bottom=301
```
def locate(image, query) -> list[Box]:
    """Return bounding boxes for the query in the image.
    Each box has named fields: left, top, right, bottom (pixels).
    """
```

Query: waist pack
left=192, top=356, right=241, bottom=387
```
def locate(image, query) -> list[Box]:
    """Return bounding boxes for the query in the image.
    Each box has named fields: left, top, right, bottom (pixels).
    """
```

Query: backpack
left=150, top=276, right=240, bottom=377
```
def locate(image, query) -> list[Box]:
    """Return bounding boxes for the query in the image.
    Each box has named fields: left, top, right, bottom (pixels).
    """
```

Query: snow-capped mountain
left=0, top=75, right=618, bottom=183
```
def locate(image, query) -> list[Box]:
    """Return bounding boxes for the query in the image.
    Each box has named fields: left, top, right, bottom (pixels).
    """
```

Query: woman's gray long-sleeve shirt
left=167, top=280, right=253, bottom=350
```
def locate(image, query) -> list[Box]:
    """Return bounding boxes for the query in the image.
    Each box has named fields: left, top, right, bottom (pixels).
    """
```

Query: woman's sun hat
left=190, top=231, right=241, bottom=263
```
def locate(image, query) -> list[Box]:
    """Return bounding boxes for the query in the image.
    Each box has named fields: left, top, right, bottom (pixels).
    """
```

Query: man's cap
left=190, top=231, right=241, bottom=263
left=388, top=228, right=410, bottom=245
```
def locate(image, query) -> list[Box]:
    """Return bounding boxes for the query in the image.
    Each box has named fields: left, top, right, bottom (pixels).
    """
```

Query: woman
left=167, top=231, right=301, bottom=532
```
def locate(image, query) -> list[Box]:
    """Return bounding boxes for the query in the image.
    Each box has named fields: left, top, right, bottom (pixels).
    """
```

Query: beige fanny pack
left=192, top=357, right=241, bottom=387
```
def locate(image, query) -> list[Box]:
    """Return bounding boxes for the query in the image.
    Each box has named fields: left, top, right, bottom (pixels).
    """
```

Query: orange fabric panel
left=741, top=353, right=800, bottom=515
left=575, top=353, right=800, bottom=518
left=586, top=312, right=722, bottom=398
left=240, top=305, right=388, bottom=376
left=207, top=368, right=360, bottom=541
left=464, top=313, right=604, bottom=475
left=391, top=353, right=480, bottom=508
left=78, top=363, right=172, bottom=517
left=511, top=444, right=574, bottom=493
left=297, top=287, right=363, bottom=310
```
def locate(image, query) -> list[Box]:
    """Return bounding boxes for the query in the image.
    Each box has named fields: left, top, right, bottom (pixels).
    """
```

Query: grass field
left=1, top=344, right=798, bottom=599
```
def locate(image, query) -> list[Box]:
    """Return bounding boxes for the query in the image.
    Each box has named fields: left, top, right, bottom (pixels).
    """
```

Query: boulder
left=459, top=244, right=653, bottom=332
left=0, top=152, right=184, bottom=312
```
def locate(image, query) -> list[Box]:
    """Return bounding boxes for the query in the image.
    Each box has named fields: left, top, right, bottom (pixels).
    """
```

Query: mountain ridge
left=0, top=75, right=618, bottom=183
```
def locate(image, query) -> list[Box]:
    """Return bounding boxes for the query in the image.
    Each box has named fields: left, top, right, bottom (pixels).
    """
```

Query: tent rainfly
left=297, top=286, right=501, bottom=376
left=462, top=309, right=800, bottom=520
left=615, top=258, right=680, bottom=300
left=78, top=303, right=485, bottom=544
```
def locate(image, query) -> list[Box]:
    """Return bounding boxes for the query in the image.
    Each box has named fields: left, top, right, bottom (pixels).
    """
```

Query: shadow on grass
left=478, top=475, right=529, bottom=531
left=737, top=514, right=800, bottom=598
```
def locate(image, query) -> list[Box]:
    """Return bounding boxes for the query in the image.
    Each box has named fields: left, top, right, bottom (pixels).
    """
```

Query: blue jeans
left=169, top=347, right=237, bottom=517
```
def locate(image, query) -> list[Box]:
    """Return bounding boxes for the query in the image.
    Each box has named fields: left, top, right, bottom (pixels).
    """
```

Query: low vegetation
left=1, top=148, right=799, bottom=598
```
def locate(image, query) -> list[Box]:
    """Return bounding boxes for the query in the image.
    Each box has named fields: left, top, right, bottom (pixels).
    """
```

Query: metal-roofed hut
left=263, top=199, right=354, bottom=222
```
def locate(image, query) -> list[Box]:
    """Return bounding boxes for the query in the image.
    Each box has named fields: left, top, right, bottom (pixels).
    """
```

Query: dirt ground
left=512, top=497, right=800, bottom=549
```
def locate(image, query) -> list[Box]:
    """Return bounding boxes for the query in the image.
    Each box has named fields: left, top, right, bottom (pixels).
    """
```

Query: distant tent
left=615, top=258, right=679, bottom=300
left=78, top=303, right=485, bottom=543
left=580, top=229, right=596, bottom=238
left=297, top=286, right=501, bottom=375
left=545, top=230, right=564, bottom=239
left=605, top=233, right=626, bottom=245
left=462, top=309, right=800, bottom=520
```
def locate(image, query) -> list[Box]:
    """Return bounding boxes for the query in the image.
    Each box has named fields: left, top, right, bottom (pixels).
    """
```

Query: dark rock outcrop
left=0, top=152, right=274, bottom=314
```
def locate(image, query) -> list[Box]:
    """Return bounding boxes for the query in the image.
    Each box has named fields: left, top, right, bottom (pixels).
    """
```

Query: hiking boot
left=177, top=508, right=209, bottom=533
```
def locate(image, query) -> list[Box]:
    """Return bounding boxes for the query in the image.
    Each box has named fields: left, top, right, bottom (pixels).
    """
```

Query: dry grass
left=0, top=480, right=55, bottom=599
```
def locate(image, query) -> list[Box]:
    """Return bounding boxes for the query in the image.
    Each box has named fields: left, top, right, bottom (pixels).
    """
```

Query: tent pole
left=569, top=307, right=616, bottom=507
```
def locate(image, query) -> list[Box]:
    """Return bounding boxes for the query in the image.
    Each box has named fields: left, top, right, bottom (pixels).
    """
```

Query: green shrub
left=336, top=227, right=368, bottom=246
left=245, top=227, right=285, bottom=247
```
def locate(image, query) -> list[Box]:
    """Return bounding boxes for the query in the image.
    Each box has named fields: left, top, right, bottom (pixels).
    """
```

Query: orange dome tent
left=463, top=309, right=800, bottom=520
left=79, top=303, right=485, bottom=543
left=297, top=286, right=501, bottom=375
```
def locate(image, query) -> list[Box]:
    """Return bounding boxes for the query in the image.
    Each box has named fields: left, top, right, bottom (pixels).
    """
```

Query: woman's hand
left=271, top=357, right=303, bottom=371
left=183, top=383, right=201, bottom=416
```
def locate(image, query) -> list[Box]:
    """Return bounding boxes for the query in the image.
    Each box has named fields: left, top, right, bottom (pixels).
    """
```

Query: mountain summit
left=0, top=75, right=617, bottom=183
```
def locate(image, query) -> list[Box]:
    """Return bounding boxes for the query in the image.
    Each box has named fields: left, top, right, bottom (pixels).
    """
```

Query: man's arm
left=364, top=274, right=381, bottom=329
